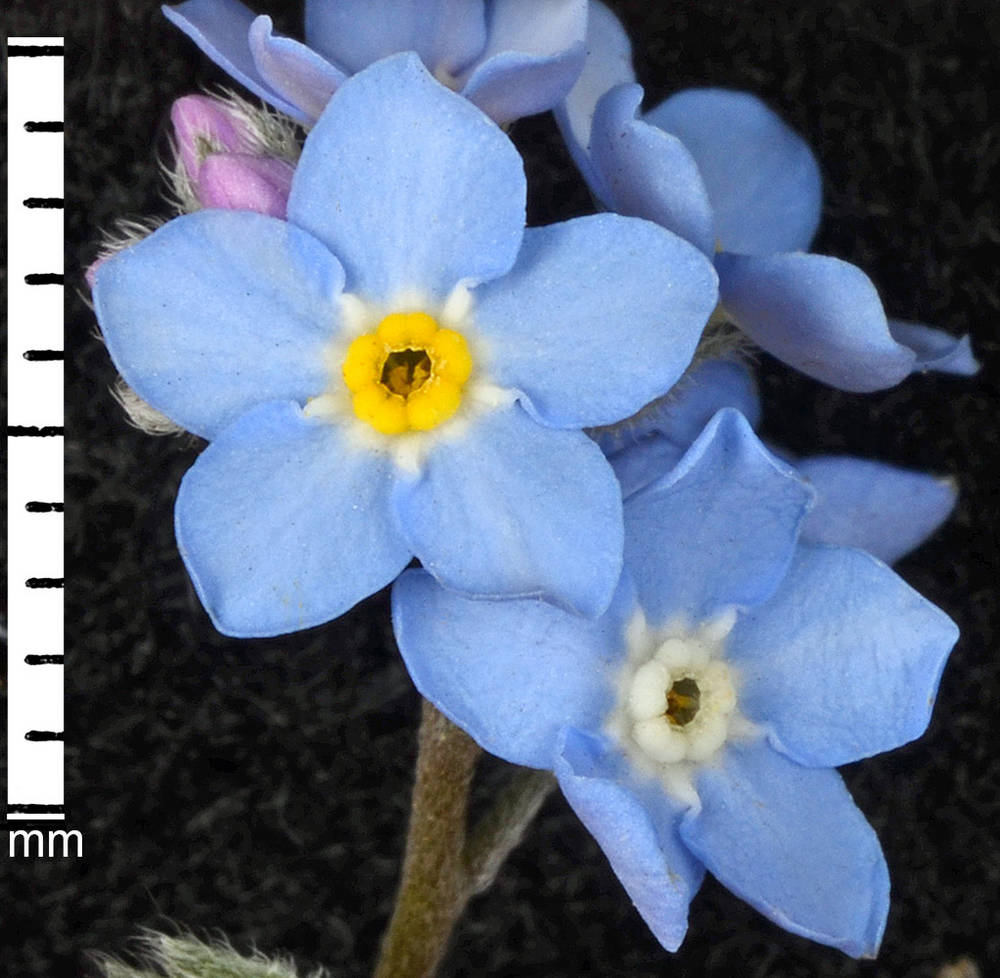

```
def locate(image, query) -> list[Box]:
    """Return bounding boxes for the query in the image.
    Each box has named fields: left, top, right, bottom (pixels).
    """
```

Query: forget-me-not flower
left=555, top=1, right=977, bottom=391
left=164, top=0, right=588, bottom=126
left=393, top=409, right=959, bottom=956
left=597, top=357, right=959, bottom=565
left=93, top=54, right=718, bottom=637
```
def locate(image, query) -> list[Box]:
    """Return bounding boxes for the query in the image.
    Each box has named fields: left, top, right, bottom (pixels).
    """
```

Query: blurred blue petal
left=889, top=319, right=980, bottom=376
left=600, top=358, right=761, bottom=498
left=461, top=0, right=587, bottom=124
left=716, top=251, right=916, bottom=391
left=163, top=0, right=308, bottom=121
left=729, top=544, right=959, bottom=767
left=645, top=88, right=822, bottom=255
left=797, top=455, right=957, bottom=563
left=589, top=84, right=714, bottom=256
left=175, top=401, right=411, bottom=637
left=473, top=214, right=717, bottom=429
left=594, top=357, right=760, bottom=454
left=288, top=54, right=525, bottom=303
left=682, top=740, right=889, bottom=957
left=608, top=437, right=686, bottom=500
left=93, top=210, right=343, bottom=440
left=304, top=0, right=486, bottom=76
left=392, top=571, right=633, bottom=767
left=393, top=404, right=624, bottom=616
left=556, top=728, right=704, bottom=952
left=554, top=0, right=635, bottom=196
left=639, top=358, right=761, bottom=449
left=625, top=410, right=813, bottom=623
left=248, top=15, right=344, bottom=122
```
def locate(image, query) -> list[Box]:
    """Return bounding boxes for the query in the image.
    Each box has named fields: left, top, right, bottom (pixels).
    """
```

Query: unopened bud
left=198, top=153, right=294, bottom=219
left=170, top=94, right=250, bottom=179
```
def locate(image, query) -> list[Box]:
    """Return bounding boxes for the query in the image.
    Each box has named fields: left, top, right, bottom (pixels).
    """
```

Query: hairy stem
left=372, top=701, right=481, bottom=978
left=373, top=703, right=556, bottom=978
left=465, top=768, right=555, bottom=897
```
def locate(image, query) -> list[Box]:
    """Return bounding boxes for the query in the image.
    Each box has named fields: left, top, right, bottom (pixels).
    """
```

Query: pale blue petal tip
left=555, top=728, right=701, bottom=953
left=289, top=53, right=526, bottom=303
left=598, top=358, right=761, bottom=499
left=589, top=83, right=715, bottom=256
left=473, top=214, right=717, bottom=430
left=890, top=319, right=980, bottom=376
left=175, top=401, right=411, bottom=638
left=645, top=87, right=822, bottom=256
left=717, top=251, right=916, bottom=392
left=162, top=0, right=309, bottom=121
left=554, top=0, right=638, bottom=200
left=625, top=409, right=813, bottom=623
left=392, top=570, right=633, bottom=769
left=393, top=406, right=624, bottom=619
left=729, top=543, right=959, bottom=768
left=93, top=210, right=343, bottom=440
left=797, top=455, right=958, bottom=563
left=681, top=743, right=890, bottom=957
left=172, top=0, right=582, bottom=126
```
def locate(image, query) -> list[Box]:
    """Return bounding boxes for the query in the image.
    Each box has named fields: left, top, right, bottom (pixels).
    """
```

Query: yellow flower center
left=341, top=311, right=473, bottom=435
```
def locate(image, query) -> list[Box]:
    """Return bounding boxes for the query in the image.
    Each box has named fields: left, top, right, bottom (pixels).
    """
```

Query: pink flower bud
left=170, top=94, right=250, bottom=181
left=197, top=153, right=294, bottom=219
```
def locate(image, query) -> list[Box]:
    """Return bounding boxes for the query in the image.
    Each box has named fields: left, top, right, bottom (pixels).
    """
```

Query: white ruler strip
left=6, top=36, right=65, bottom=821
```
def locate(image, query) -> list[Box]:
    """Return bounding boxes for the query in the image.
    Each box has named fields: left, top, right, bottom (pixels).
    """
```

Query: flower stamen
left=609, top=613, right=740, bottom=780
left=665, top=677, right=700, bottom=726
left=341, top=310, right=473, bottom=436
left=381, top=349, right=432, bottom=396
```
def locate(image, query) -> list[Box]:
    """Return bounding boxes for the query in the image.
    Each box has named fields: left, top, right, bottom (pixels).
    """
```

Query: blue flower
left=598, top=357, right=959, bottom=565
left=393, top=409, right=959, bottom=956
left=93, top=54, right=717, bottom=637
left=555, top=1, right=977, bottom=391
left=164, top=0, right=588, bottom=126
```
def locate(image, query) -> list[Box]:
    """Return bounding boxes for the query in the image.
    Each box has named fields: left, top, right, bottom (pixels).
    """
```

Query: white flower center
left=607, top=608, right=741, bottom=794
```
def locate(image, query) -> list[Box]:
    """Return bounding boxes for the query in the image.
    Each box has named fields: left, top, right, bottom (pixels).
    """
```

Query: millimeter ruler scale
left=6, top=37, right=66, bottom=824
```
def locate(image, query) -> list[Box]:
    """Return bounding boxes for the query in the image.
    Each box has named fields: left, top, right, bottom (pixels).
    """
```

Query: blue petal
left=601, top=358, right=761, bottom=498
left=727, top=543, right=959, bottom=767
left=644, top=88, right=822, bottom=255
left=625, top=410, right=813, bottom=625
left=93, top=210, right=344, bottom=440
left=604, top=357, right=762, bottom=455
left=889, top=319, right=980, bottom=376
left=288, top=54, right=525, bottom=304
left=472, top=214, right=717, bottom=429
left=392, top=404, right=623, bottom=617
left=554, top=0, right=635, bottom=197
left=716, top=252, right=917, bottom=392
left=555, top=728, right=704, bottom=952
left=590, top=84, right=715, bottom=256
left=175, top=402, right=412, bottom=637
left=247, top=15, right=344, bottom=123
left=392, top=571, right=634, bottom=768
left=796, top=455, right=957, bottom=563
left=461, top=0, right=588, bottom=124
left=163, top=0, right=307, bottom=122
left=681, top=740, right=889, bottom=958
left=608, top=436, right=686, bottom=501
left=304, top=0, right=486, bottom=77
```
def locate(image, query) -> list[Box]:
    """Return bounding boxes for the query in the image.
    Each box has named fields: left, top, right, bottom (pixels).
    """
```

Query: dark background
left=3, top=1, right=999, bottom=975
